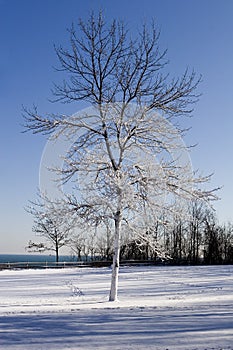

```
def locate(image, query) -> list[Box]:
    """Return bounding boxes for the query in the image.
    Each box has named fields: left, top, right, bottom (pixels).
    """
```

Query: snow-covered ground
left=0, top=265, right=232, bottom=349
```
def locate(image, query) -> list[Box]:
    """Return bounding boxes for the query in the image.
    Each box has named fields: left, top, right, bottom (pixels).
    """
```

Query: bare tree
left=26, top=195, right=73, bottom=263
left=221, top=222, right=233, bottom=263
left=186, top=200, right=206, bottom=263
left=23, top=12, right=217, bottom=301
left=203, top=210, right=222, bottom=264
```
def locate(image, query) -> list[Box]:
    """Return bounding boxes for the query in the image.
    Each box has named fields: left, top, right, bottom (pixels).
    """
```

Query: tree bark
left=109, top=209, right=122, bottom=301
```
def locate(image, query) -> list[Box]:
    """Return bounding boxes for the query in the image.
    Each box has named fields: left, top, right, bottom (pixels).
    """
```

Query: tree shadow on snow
left=0, top=308, right=233, bottom=349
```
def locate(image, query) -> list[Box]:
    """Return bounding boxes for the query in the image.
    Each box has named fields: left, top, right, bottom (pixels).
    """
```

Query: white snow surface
left=0, top=264, right=232, bottom=349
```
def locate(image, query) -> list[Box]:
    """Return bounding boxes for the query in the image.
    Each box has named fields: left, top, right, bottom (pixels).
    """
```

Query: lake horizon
left=0, top=254, right=76, bottom=264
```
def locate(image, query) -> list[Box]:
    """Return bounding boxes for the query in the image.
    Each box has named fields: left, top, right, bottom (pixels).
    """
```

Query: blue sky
left=1, top=0, right=233, bottom=254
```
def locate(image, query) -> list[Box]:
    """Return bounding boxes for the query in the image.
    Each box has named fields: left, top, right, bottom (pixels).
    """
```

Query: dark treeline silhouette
left=121, top=202, right=233, bottom=265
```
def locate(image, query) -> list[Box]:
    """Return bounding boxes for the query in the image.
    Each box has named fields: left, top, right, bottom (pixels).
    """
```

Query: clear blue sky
left=1, top=0, right=233, bottom=254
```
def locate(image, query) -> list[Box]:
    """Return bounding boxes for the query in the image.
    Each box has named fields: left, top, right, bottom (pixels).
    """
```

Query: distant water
left=0, top=254, right=75, bottom=264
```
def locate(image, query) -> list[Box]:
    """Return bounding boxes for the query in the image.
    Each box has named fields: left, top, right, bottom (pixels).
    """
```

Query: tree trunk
left=55, top=240, right=59, bottom=263
left=109, top=209, right=122, bottom=301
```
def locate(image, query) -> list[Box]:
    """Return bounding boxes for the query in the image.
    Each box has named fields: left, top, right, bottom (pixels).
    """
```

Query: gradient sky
left=1, top=0, right=233, bottom=254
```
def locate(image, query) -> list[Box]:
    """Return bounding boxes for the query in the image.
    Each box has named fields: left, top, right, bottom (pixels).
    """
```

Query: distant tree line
left=27, top=196, right=232, bottom=265
left=162, top=201, right=233, bottom=265
left=67, top=200, right=233, bottom=265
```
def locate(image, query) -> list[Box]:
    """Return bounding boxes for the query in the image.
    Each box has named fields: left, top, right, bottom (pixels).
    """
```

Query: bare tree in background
left=26, top=195, right=73, bottom=263
left=24, top=12, right=217, bottom=301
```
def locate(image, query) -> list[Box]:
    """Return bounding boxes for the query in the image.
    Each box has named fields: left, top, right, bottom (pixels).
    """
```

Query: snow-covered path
left=0, top=265, right=233, bottom=349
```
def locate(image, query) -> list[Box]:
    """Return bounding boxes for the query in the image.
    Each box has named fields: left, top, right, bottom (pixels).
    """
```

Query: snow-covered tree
left=23, top=12, right=217, bottom=301
left=26, top=195, right=74, bottom=263
left=69, top=218, right=114, bottom=261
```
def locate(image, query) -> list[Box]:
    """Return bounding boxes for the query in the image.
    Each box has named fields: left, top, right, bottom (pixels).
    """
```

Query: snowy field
left=0, top=265, right=233, bottom=350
